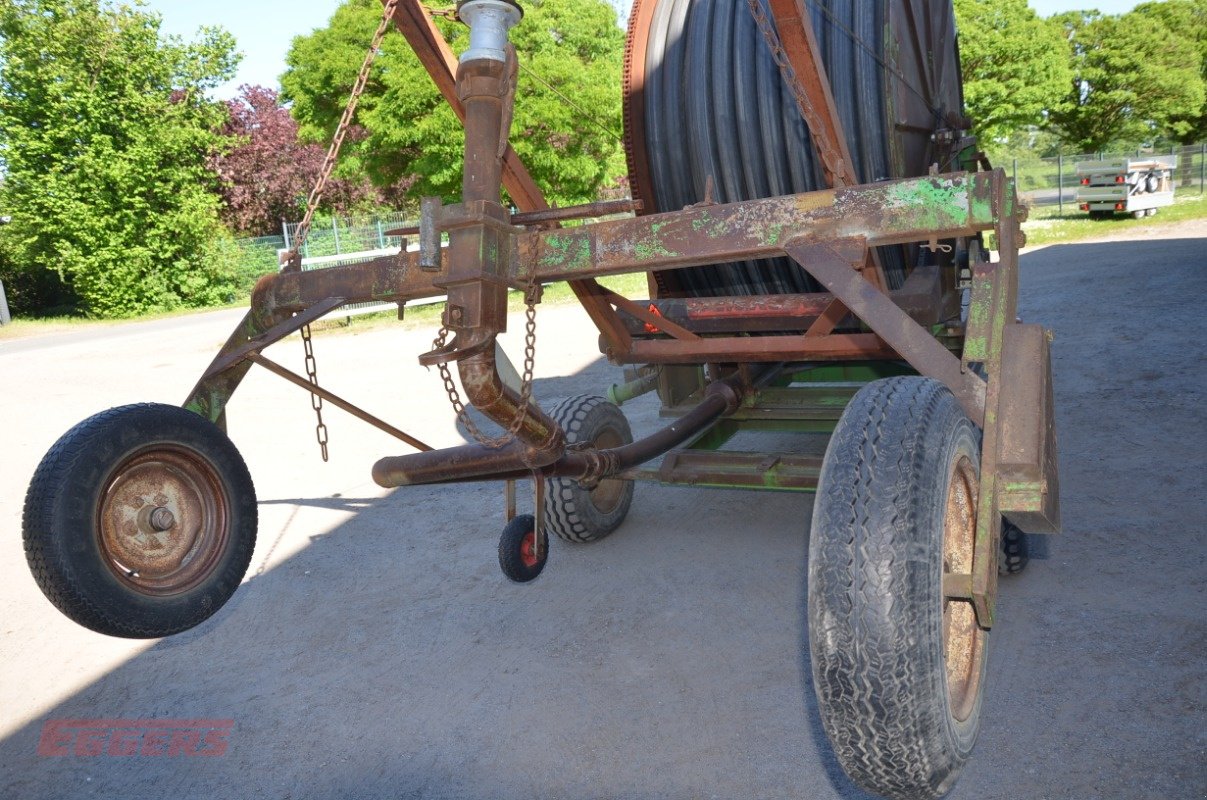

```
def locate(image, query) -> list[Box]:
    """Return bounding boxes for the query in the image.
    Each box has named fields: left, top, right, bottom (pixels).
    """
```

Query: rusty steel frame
left=179, top=0, right=1058, bottom=628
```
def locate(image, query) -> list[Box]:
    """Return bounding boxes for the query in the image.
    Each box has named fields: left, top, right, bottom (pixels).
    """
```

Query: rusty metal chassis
left=184, top=166, right=1027, bottom=627
left=180, top=0, right=1055, bottom=628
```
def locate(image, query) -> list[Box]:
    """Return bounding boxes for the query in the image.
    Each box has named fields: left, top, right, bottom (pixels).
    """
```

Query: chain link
left=301, top=323, right=330, bottom=461
left=744, top=0, right=846, bottom=184
left=433, top=285, right=540, bottom=450
left=286, top=0, right=400, bottom=266
left=282, top=0, right=398, bottom=461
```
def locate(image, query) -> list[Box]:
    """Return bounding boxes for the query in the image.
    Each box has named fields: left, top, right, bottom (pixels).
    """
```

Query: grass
left=1021, top=189, right=1207, bottom=247
left=0, top=300, right=250, bottom=341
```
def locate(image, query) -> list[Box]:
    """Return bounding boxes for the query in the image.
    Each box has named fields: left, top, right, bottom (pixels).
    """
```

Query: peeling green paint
left=633, top=238, right=674, bottom=261
left=885, top=177, right=969, bottom=228
left=539, top=233, right=591, bottom=271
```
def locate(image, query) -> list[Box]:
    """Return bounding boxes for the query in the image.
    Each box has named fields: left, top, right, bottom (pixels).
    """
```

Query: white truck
left=1076, top=155, right=1176, bottom=219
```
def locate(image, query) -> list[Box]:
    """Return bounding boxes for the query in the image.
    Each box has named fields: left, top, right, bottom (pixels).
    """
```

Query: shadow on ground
left=3, top=238, right=1204, bottom=799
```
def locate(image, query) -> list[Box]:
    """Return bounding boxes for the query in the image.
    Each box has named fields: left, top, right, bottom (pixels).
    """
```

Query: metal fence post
left=1201, top=143, right=1205, bottom=195
left=281, top=218, right=291, bottom=251
left=1012, top=157, right=1018, bottom=188
left=1057, top=154, right=1064, bottom=216
left=332, top=218, right=341, bottom=254
left=376, top=219, right=385, bottom=249
left=0, top=279, right=10, bottom=326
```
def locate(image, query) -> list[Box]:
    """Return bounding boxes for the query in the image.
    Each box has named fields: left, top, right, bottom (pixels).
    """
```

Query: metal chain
left=301, top=323, right=330, bottom=461
left=745, top=0, right=846, bottom=184
left=283, top=0, right=398, bottom=461
left=286, top=0, right=399, bottom=265
left=433, top=285, right=540, bottom=449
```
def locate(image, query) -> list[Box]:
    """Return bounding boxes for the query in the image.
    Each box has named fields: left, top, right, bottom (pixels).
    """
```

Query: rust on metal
left=247, top=354, right=433, bottom=452
left=968, top=177, right=1023, bottom=627
left=515, top=172, right=1001, bottom=284
left=612, top=264, right=951, bottom=336
left=996, top=324, right=1060, bottom=533
left=373, top=368, right=771, bottom=489
left=783, top=236, right=986, bottom=425
left=943, top=452, right=986, bottom=722
left=202, top=297, right=347, bottom=379
left=98, top=446, right=230, bottom=596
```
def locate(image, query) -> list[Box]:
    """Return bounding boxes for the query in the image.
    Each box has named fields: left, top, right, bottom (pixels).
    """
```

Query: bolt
left=149, top=507, right=175, bottom=532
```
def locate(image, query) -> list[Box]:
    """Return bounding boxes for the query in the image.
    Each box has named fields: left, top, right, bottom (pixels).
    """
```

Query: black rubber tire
left=1146, top=207, right=1158, bottom=217
left=23, top=404, right=257, bottom=639
left=999, top=520, right=1029, bottom=576
left=498, top=514, right=547, bottom=583
left=808, top=377, right=988, bottom=800
left=542, top=395, right=635, bottom=543
left=1131, top=209, right=1145, bottom=219
left=1146, top=174, right=1160, bottom=193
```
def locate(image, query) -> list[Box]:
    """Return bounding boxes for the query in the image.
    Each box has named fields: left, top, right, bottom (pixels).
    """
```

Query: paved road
left=1, top=224, right=1204, bottom=799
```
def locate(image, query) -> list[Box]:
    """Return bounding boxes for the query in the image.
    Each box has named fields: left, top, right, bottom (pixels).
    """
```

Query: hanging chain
left=744, top=0, right=847, bottom=184
left=301, top=322, right=329, bottom=461
left=433, top=282, right=540, bottom=450
left=286, top=0, right=399, bottom=267
left=282, top=0, right=399, bottom=461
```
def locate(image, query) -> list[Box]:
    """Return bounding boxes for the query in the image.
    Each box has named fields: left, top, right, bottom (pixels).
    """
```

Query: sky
left=142, top=0, right=1148, bottom=99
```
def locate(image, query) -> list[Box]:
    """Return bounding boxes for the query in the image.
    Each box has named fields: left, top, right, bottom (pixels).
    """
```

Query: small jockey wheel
left=498, top=514, right=548, bottom=583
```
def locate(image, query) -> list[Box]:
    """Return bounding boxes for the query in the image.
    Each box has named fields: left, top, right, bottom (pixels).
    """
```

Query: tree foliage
left=1131, top=0, right=1207, bottom=144
left=0, top=0, right=240, bottom=317
left=954, top=0, right=1072, bottom=143
left=281, top=0, right=625, bottom=207
left=211, top=85, right=381, bottom=237
left=1047, top=5, right=1206, bottom=152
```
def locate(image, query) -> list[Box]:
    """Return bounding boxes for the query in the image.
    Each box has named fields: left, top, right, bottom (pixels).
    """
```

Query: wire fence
left=231, top=212, right=418, bottom=298
left=1003, top=142, right=1206, bottom=213
left=230, top=142, right=1207, bottom=293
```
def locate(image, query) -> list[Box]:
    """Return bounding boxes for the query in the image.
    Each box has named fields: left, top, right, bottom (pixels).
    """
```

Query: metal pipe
left=440, top=7, right=564, bottom=462
left=608, top=370, right=660, bottom=406
left=372, top=367, right=775, bottom=489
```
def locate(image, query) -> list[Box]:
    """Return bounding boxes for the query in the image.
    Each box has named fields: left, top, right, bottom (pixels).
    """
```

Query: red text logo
left=37, top=719, right=232, bottom=757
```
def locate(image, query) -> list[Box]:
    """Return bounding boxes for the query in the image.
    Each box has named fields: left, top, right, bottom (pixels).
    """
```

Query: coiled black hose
left=637, top=0, right=944, bottom=296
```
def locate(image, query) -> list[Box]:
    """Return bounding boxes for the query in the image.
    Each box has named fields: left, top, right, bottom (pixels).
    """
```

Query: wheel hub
left=942, top=453, right=986, bottom=723
left=99, top=447, right=229, bottom=595
left=587, top=426, right=626, bottom=513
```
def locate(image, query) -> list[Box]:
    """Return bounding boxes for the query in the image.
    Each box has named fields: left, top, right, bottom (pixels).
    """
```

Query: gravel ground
left=0, top=220, right=1203, bottom=799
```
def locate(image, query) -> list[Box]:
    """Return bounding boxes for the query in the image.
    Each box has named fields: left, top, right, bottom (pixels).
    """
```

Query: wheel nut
left=149, top=507, right=175, bottom=532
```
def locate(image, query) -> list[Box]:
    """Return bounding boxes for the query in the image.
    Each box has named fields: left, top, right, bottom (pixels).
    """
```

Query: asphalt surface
left=1, top=221, right=1204, bottom=799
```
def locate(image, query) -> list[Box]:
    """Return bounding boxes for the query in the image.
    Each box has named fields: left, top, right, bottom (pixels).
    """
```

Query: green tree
left=0, top=0, right=240, bottom=317
left=1132, top=0, right=1207, bottom=144
left=1047, top=7, right=1206, bottom=152
left=281, top=0, right=625, bottom=207
left=954, top=0, right=1072, bottom=143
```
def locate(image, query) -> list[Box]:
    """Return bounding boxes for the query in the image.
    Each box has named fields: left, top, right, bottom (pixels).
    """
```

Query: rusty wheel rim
left=97, top=446, right=230, bottom=596
left=942, top=453, right=986, bottom=723
left=587, top=427, right=626, bottom=513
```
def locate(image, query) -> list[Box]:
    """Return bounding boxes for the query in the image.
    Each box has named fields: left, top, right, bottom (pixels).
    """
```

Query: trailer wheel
left=498, top=514, right=547, bottom=582
left=23, top=404, right=257, bottom=638
left=1130, top=209, right=1145, bottom=219
left=1146, top=207, right=1158, bottom=217
left=542, top=395, right=634, bottom=543
left=999, top=520, right=1029, bottom=575
left=808, top=377, right=987, bottom=800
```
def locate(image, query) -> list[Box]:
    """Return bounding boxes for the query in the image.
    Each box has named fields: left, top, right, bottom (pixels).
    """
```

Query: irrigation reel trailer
left=23, top=0, right=1059, bottom=796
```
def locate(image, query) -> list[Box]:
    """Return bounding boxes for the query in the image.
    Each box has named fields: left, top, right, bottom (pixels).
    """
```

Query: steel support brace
left=783, top=236, right=986, bottom=425
left=967, top=181, right=1023, bottom=628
